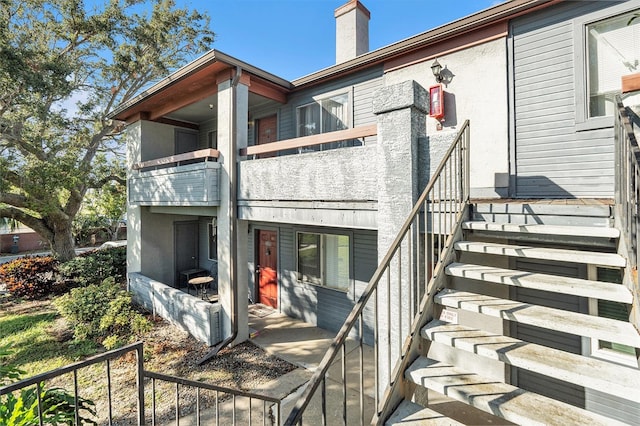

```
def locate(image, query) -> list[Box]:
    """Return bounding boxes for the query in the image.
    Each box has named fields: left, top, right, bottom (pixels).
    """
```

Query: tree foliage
left=0, top=0, right=214, bottom=260
left=73, top=170, right=127, bottom=244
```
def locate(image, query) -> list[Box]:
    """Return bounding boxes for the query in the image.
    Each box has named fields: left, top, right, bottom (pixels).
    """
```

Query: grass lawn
left=1, top=295, right=297, bottom=424
left=0, top=298, right=100, bottom=376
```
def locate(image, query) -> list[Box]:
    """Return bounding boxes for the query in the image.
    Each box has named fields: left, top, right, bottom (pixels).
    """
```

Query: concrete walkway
left=174, top=306, right=375, bottom=425
left=248, top=306, right=376, bottom=424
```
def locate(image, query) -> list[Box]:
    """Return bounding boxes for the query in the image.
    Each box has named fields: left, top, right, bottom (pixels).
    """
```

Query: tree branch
left=0, top=205, right=52, bottom=241
left=91, top=174, right=126, bottom=188
left=0, top=192, right=29, bottom=209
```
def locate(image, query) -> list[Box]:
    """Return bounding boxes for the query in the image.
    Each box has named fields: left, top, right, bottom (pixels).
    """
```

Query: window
left=208, top=222, right=217, bottom=261
left=586, top=10, right=640, bottom=118
left=589, top=267, right=636, bottom=366
left=297, top=93, right=349, bottom=136
left=297, top=232, right=350, bottom=291
left=207, top=130, right=217, bottom=150
left=296, top=92, right=352, bottom=151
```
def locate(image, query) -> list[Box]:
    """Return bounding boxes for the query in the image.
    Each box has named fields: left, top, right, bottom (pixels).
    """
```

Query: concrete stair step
left=462, top=221, right=619, bottom=239
left=421, top=320, right=640, bottom=403
left=385, top=400, right=463, bottom=426
left=405, top=357, right=627, bottom=426
left=454, top=241, right=626, bottom=267
left=445, top=262, right=633, bottom=304
left=435, top=289, right=640, bottom=348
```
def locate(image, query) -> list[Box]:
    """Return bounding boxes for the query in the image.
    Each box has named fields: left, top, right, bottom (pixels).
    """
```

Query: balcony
left=129, top=149, right=221, bottom=206
left=238, top=125, right=378, bottom=203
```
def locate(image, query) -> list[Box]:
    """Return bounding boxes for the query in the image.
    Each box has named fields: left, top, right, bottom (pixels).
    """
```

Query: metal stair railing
left=146, top=371, right=281, bottom=425
left=284, top=120, right=470, bottom=425
left=1, top=342, right=282, bottom=425
left=0, top=342, right=146, bottom=426
left=615, top=95, right=640, bottom=273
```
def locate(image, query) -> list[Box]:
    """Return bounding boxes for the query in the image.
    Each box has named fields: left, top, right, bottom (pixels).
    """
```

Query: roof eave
left=109, top=49, right=293, bottom=120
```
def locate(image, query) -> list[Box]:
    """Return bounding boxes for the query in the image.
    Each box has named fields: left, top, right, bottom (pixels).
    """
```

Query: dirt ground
left=1, top=298, right=298, bottom=424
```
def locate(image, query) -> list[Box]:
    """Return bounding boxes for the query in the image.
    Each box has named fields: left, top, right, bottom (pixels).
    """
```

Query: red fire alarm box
left=429, top=84, right=444, bottom=120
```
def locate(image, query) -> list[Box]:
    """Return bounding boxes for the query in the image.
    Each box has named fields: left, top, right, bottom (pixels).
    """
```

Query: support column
left=125, top=121, right=143, bottom=279
left=217, top=70, right=249, bottom=346
left=372, top=80, right=429, bottom=394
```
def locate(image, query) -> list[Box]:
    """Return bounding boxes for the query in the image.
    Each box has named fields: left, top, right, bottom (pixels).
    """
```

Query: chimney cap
left=335, top=0, right=371, bottom=19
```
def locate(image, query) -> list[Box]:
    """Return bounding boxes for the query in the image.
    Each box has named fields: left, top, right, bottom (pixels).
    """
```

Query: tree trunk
left=50, top=220, right=76, bottom=261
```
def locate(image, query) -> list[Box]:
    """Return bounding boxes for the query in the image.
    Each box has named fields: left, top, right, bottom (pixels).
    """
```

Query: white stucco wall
left=384, top=38, right=509, bottom=198
left=335, top=4, right=369, bottom=63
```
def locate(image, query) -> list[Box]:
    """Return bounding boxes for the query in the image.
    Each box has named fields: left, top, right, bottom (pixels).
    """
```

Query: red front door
left=256, top=115, right=277, bottom=159
left=257, top=230, right=278, bottom=308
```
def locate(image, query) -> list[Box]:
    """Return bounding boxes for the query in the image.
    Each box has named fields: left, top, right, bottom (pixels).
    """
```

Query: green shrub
left=58, top=246, right=126, bottom=286
left=0, top=345, right=96, bottom=425
left=54, top=279, right=120, bottom=340
left=0, top=256, right=68, bottom=299
left=55, top=278, right=151, bottom=348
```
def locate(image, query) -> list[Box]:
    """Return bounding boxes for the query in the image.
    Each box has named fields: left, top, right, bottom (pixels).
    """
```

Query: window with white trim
left=297, top=231, right=350, bottom=291
left=297, top=93, right=349, bottom=136
left=296, top=92, right=352, bottom=151
left=586, top=10, right=640, bottom=118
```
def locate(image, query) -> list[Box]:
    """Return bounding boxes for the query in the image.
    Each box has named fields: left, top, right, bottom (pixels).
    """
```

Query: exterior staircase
left=387, top=202, right=640, bottom=425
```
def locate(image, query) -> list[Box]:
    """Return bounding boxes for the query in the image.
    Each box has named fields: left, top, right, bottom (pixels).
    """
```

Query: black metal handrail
left=0, top=342, right=145, bottom=425
left=1, top=342, right=282, bottom=425
left=146, top=371, right=281, bottom=426
left=614, top=95, right=640, bottom=271
left=285, top=120, right=470, bottom=425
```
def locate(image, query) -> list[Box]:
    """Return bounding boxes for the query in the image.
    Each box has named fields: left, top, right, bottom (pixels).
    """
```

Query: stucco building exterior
left=112, top=0, right=640, bottom=423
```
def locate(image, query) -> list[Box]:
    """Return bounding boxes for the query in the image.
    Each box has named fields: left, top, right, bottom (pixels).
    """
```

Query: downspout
left=198, top=66, right=242, bottom=363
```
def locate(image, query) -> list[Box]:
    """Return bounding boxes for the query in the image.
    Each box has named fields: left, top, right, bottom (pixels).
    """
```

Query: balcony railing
left=240, top=124, right=377, bottom=158
left=133, top=148, right=219, bottom=171
left=129, top=149, right=221, bottom=206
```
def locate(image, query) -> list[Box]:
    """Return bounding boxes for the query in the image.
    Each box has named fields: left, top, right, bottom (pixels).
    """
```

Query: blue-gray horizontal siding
left=129, top=163, right=220, bottom=206
left=586, top=389, right=640, bottom=424
left=512, top=1, right=618, bottom=198
left=280, top=66, right=383, bottom=142
left=278, top=225, right=377, bottom=336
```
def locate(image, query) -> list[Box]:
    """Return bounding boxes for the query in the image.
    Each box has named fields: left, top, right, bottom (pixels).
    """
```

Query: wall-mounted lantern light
left=431, top=58, right=443, bottom=83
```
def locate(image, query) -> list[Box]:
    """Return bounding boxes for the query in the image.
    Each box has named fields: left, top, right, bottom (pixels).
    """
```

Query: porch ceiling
left=110, top=49, right=292, bottom=124
left=165, top=92, right=280, bottom=124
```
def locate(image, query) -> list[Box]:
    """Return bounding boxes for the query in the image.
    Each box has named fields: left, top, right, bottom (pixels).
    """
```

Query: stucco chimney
left=335, top=0, right=370, bottom=63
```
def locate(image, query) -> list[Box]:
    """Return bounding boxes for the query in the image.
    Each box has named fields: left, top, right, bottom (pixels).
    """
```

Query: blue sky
left=184, top=0, right=503, bottom=80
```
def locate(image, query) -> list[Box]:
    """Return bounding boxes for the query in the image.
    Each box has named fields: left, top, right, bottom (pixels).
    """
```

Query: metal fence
left=0, top=342, right=281, bottom=425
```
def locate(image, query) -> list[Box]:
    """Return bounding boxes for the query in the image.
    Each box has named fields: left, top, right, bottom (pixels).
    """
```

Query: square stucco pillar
left=373, top=80, right=428, bottom=395
left=125, top=121, right=142, bottom=280
left=217, top=73, right=249, bottom=346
